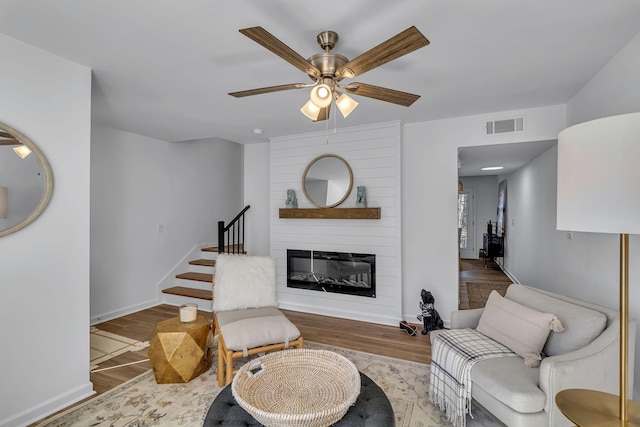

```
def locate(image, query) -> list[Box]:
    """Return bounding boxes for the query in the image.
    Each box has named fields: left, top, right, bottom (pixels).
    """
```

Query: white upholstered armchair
left=212, top=254, right=304, bottom=386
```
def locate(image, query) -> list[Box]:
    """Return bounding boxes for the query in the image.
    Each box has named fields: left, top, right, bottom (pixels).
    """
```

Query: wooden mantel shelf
left=279, top=207, right=381, bottom=219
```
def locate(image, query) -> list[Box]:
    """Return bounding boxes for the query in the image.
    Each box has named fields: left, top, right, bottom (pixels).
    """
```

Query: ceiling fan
left=229, top=26, right=430, bottom=121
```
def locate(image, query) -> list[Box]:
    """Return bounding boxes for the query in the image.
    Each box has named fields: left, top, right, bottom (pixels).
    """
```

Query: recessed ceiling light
left=481, top=166, right=504, bottom=171
left=253, top=128, right=264, bottom=134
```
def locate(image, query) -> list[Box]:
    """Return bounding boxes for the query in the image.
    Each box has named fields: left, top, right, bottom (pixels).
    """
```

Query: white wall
left=563, top=30, right=640, bottom=398
left=243, top=142, right=270, bottom=256
left=568, top=33, right=640, bottom=126
left=501, top=145, right=627, bottom=307
left=91, top=126, right=243, bottom=322
left=270, top=122, right=403, bottom=325
left=402, top=105, right=567, bottom=323
left=503, top=147, right=562, bottom=286
left=0, top=34, right=92, bottom=426
left=458, top=176, right=498, bottom=259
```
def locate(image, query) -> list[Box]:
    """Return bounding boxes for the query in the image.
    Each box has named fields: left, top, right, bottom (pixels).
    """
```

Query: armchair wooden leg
left=217, top=336, right=225, bottom=387
left=225, top=349, right=233, bottom=385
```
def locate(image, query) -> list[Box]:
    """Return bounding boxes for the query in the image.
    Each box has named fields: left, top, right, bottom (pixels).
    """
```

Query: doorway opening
left=458, top=186, right=475, bottom=259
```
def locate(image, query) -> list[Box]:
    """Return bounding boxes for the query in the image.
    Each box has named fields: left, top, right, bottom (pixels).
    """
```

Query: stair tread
left=162, top=286, right=212, bottom=300
left=176, top=272, right=214, bottom=283
left=189, top=259, right=216, bottom=267
left=202, top=244, right=245, bottom=253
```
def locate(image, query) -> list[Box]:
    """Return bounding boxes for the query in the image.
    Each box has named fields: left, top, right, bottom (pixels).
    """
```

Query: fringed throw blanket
left=429, top=328, right=518, bottom=427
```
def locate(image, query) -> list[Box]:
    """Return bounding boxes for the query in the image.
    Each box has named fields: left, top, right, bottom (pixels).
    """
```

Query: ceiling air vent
left=486, top=117, right=525, bottom=135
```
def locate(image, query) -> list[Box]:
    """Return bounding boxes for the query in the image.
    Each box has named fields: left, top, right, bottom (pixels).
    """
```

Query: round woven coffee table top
left=231, top=349, right=361, bottom=427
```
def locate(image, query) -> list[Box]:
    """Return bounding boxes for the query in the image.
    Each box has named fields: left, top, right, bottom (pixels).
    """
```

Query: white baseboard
left=500, top=265, right=519, bottom=284
left=1, top=382, right=94, bottom=427
left=90, top=299, right=159, bottom=325
left=278, top=301, right=398, bottom=327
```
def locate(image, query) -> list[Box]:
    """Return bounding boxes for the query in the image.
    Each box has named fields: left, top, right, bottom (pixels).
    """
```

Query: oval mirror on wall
left=302, top=154, right=353, bottom=208
left=0, top=121, right=53, bottom=237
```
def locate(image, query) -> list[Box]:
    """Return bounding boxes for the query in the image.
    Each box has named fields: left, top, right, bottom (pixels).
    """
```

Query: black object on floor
left=203, top=372, right=395, bottom=426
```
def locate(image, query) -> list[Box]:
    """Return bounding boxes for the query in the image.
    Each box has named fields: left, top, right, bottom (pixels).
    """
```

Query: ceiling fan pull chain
left=325, top=110, right=330, bottom=144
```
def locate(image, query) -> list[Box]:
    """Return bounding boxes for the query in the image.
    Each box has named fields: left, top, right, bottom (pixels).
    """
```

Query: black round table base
left=204, top=372, right=395, bottom=426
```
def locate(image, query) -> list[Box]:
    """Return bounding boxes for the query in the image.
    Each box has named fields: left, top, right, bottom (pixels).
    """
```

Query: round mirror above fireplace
left=302, top=154, right=353, bottom=208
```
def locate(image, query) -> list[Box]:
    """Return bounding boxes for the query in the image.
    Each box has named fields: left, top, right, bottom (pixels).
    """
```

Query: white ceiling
left=2, top=1, right=640, bottom=144
left=458, top=140, right=557, bottom=177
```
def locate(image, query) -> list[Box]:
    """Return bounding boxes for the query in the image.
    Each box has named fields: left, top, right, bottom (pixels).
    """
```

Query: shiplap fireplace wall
left=270, top=121, right=402, bottom=325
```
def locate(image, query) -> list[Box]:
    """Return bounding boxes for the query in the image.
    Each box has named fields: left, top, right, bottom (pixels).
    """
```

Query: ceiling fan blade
left=337, top=26, right=429, bottom=78
left=344, top=82, right=421, bottom=107
left=229, top=83, right=306, bottom=98
left=0, top=140, right=20, bottom=146
left=0, top=132, right=19, bottom=145
left=240, top=27, right=320, bottom=76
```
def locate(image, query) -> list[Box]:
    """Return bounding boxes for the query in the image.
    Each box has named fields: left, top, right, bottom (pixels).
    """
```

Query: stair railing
left=218, top=205, right=250, bottom=254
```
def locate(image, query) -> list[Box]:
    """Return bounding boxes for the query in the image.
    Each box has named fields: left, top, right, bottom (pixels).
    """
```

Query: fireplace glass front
left=287, top=250, right=375, bottom=298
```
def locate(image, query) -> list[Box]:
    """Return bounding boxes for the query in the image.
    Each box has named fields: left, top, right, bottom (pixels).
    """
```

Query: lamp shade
left=557, top=112, right=640, bottom=234
left=300, top=99, right=322, bottom=121
left=335, top=92, right=358, bottom=118
left=310, top=84, right=332, bottom=108
left=0, top=186, right=6, bottom=219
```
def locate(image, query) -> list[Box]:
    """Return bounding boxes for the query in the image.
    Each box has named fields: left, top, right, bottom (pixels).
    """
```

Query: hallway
left=459, top=258, right=512, bottom=309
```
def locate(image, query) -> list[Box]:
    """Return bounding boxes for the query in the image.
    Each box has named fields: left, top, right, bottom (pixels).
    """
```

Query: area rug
left=90, top=327, right=149, bottom=369
left=465, top=281, right=511, bottom=309
left=38, top=341, right=499, bottom=427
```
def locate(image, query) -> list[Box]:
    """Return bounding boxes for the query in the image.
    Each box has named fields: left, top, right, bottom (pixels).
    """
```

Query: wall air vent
left=486, top=117, right=525, bottom=135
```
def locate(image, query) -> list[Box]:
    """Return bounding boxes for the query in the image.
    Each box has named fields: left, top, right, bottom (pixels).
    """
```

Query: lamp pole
left=620, top=233, right=629, bottom=422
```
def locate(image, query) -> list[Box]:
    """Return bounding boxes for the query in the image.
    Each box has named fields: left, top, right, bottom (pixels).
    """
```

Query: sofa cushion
left=476, top=291, right=563, bottom=366
left=471, top=357, right=545, bottom=413
left=505, top=284, right=607, bottom=356
left=216, top=307, right=300, bottom=352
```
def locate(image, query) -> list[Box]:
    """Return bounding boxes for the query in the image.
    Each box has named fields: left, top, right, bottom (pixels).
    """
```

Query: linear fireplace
left=287, top=250, right=376, bottom=298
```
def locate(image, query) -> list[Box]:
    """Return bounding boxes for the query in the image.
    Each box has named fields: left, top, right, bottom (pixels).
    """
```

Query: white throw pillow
left=213, top=254, right=278, bottom=311
left=505, top=284, right=607, bottom=356
left=476, top=291, right=564, bottom=367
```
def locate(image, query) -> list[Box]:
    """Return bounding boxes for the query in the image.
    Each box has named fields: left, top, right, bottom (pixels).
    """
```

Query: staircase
left=160, top=206, right=250, bottom=312
left=161, top=245, right=246, bottom=311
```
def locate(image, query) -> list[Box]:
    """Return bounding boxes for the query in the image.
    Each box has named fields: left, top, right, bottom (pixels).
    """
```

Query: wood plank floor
left=283, top=310, right=431, bottom=364
left=459, top=258, right=511, bottom=309
left=86, top=304, right=431, bottom=398
left=31, top=258, right=509, bottom=425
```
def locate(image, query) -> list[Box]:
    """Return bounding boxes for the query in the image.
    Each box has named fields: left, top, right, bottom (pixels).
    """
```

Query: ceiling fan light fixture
left=13, top=144, right=32, bottom=159
left=309, top=84, right=333, bottom=108
left=335, top=92, right=358, bottom=118
left=300, top=99, right=322, bottom=121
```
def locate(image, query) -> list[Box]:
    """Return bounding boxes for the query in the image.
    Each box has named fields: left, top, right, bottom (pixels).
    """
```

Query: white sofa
left=430, top=284, right=636, bottom=427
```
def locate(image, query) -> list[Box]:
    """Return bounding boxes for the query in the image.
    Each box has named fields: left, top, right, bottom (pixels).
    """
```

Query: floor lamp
left=555, top=112, right=640, bottom=425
